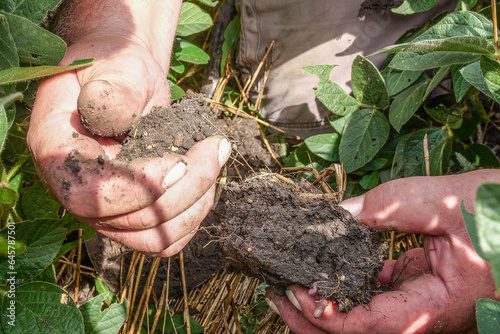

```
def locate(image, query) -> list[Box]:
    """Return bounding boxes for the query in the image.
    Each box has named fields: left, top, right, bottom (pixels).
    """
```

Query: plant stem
left=492, top=0, right=499, bottom=57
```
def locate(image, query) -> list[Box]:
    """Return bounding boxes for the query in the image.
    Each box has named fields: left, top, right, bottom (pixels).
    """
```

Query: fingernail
left=265, top=298, right=281, bottom=316
left=218, top=138, right=232, bottom=166
left=285, top=289, right=302, bottom=311
left=339, top=194, right=365, bottom=218
left=162, top=162, right=187, bottom=188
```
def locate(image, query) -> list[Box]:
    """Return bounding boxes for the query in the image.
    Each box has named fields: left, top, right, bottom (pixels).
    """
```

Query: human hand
left=266, top=170, right=500, bottom=333
left=27, top=0, right=231, bottom=257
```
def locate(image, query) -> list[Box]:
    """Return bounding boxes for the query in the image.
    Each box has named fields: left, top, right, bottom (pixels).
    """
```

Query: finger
left=63, top=37, right=170, bottom=137
left=28, top=73, right=182, bottom=218
left=86, top=136, right=230, bottom=229
left=391, top=248, right=430, bottom=289
left=265, top=291, right=327, bottom=334
left=377, top=259, right=396, bottom=286
left=340, top=175, right=468, bottom=235
left=281, top=279, right=450, bottom=334
left=88, top=185, right=214, bottom=255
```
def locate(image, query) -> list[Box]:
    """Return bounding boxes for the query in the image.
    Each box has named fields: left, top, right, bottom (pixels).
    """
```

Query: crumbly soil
left=86, top=91, right=385, bottom=311
left=216, top=174, right=386, bottom=311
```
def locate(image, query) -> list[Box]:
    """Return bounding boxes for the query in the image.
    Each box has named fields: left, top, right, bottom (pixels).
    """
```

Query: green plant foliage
left=339, top=109, right=390, bottom=173
left=80, top=293, right=127, bottom=334
left=389, top=81, right=428, bottom=131
left=0, top=0, right=61, bottom=24
left=220, top=14, right=240, bottom=75
left=176, top=2, right=213, bottom=37
left=0, top=282, right=85, bottom=333
left=351, top=56, right=389, bottom=109
left=304, top=133, right=340, bottom=162
left=0, top=219, right=66, bottom=284
left=391, top=0, right=440, bottom=15
left=476, top=298, right=500, bottom=333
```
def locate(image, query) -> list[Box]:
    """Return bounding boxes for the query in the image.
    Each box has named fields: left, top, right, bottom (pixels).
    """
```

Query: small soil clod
left=217, top=173, right=387, bottom=311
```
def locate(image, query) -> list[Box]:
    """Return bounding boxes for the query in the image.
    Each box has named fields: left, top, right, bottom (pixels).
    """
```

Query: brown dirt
left=216, top=174, right=386, bottom=312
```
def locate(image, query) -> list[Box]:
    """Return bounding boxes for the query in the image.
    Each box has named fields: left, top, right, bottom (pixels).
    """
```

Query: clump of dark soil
left=118, top=90, right=223, bottom=161
left=217, top=174, right=386, bottom=312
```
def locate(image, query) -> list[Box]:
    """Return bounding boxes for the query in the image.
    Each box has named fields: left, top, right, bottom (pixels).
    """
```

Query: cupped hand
left=266, top=170, right=500, bottom=333
left=27, top=6, right=231, bottom=257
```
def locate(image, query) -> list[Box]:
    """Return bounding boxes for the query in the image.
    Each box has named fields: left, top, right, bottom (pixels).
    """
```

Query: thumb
left=339, top=176, right=460, bottom=235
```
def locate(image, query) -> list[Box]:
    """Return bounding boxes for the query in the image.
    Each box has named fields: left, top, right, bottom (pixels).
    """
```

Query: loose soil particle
left=217, top=174, right=387, bottom=312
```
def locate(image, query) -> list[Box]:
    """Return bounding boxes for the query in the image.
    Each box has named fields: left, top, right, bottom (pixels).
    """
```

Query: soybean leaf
left=176, top=2, right=213, bottom=37
left=391, top=133, right=411, bottom=179
left=169, top=80, right=185, bottom=100
left=0, top=219, right=66, bottom=284
left=304, top=133, right=340, bottom=162
left=173, top=38, right=210, bottom=64
left=0, top=14, right=18, bottom=69
left=0, top=234, right=26, bottom=256
left=461, top=60, right=497, bottom=102
left=21, top=181, right=60, bottom=220
left=423, top=66, right=451, bottom=101
left=389, top=81, right=428, bottom=132
left=314, top=80, right=359, bottom=116
left=476, top=298, right=500, bottom=333
left=391, top=0, right=440, bottom=14
left=452, top=64, right=471, bottom=102
left=0, top=58, right=94, bottom=86
left=339, top=109, right=390, bottom=173
left=30, top=264, right=57, bottom=284
left=359, top=171, right=379, bottom=190
left=467, top=143, right=500, bottom=168
left=0, top=282, right=85, bottom=333
left=0, top=0, right=61, bottom=23
left=0, top=104, right=8, bottom=151
left=475, top=183, right=500, bottom=289
left=351, top=55, right=389, bottom=109
left=80, top=293, right=127, bottom=334
left=3, top=12, right=66, bottom=66
left=220, top=14, right=240, bottom=76
left=480, top=55, right=500, bottom=103
left=383, top=68, right=423, bottom=96
left=428, top=136, right=452, bottom=176
left=424, top=105, right=463, bottom=129
left=329, top=112, right=354, bottom=134
left=0, top=185, right=18, bottom=207
left=455, top=0, right=477, bottom=11
left=170, top=55, right=185, bottom=74
left=195, top=0, right=219, bottom=7
left=303, top=64, right=337, bottom=82
left=462, top=202, right=485, bottom=260
left=284, top=143, right=330, bottom=172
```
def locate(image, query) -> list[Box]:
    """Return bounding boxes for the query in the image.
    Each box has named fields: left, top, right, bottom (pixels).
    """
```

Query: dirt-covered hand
left=266, top=170, right=500, bottom=333
left=27, top=0, right=231, bottom=257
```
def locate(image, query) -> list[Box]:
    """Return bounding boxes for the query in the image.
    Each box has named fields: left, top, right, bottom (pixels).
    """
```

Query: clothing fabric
left=236, top=0, right=457, bottom=138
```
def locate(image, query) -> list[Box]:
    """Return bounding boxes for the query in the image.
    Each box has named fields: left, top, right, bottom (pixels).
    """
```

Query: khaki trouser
left=237, top=0, right=457, bottom=138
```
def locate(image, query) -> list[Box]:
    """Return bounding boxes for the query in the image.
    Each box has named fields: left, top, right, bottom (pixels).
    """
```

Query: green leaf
left=371, top=36, right=496, bottom=59
left=2, top=12, right=66, bottom=66
left=480, top=55, right=500, bottom=103
left=389, top=81, right=428, bottom=132
left=339, top=109, right=390, bottom=173
left=383, top=68, right=423, bottom=96
left=476, top=298, right=500, bottom=333
left=0, top=58, right=94, bottom=86
left=173, top=38, right=210, bottom=64
left=0, top=105, right=8, bottom=152
left=21, top=181, right=60, bottom=220
left=351, top=55, right=389, bottom=109
left=170, top=55, right=185, bottom=74
left=314, top=80, right=359, bottom=116
left=460, top=60, right=497, bottom=101
left=452, top=64, right=471, bottom=102
left=424, top=105, right=463, bottom=129
left=455, top=0, right=477, bottom=11
left=0, top=219, right=66, bottom=284
left=0, top=0, right=61, bottom=23
left=195, top=0, right=219, bottom=7
left=467, top=143, right=500, bottom=168
left=168, top=80, right=185, bottom=101
left=359, top=171, right=379, bottom=190
left=304, top=133, right=340, bottom=162
left=462, top=202, right=486, bottom=260
left=391, top=0, right=440, bottom=14
left=475, top=183, right=500, bottom=290
left=0, top=186, right=18, bottom=207
left=220, top=14, right=240, bottom=76
left=329, top=113, right=354, bottom=134
left=80, top=293, right=127, bottom=334
left=303, top=64, right=337, bottom=82
left=423, top=66, right=451, bottom=101
left=0, top=282, right=84, bottom=333
left=0, top=14, right=19, bottom=70
left=428, top=136, right=452, bottom=176
left=0, top=234, right=26, bottom=256
left=284, top=143, right=329, bottom=172
left=176, top=2, right=213, bottom=37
